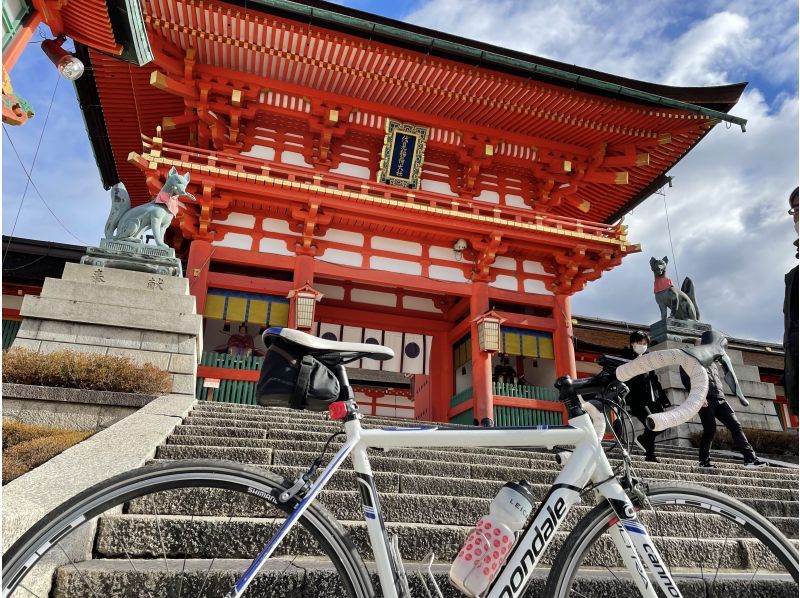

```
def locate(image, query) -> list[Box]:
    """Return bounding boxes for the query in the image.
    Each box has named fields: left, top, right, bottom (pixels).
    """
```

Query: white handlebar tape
left=616, top=349, right=709, bottom=432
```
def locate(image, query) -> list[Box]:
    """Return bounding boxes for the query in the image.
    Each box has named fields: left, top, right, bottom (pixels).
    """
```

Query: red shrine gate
left=35, top=0, right=744, bottom=423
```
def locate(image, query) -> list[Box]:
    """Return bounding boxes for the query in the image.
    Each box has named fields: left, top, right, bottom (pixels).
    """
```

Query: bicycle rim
left=2, top=459, right=374, bottom=598
left=546, top=482, right=799, bottom=597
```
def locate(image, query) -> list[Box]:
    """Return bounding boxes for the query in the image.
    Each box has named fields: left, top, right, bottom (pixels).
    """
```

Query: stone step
left=164, top=434, right=800, bottom=487
left=182, top=408, right=798, bottom=472
left=173, top=422, right=763, bottom=468
left=155, top=444, right=800, bottom=502
left=52, top=558, right=797, bottom=598
left=143, top=459, right=800, bottom=519
left=125, top=486, right=799, bottom=539
left=94, top=514, right=793, bottom=570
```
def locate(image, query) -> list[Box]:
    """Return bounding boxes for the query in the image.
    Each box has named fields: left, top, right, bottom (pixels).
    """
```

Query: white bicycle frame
left=229, top=408, right=681, bottom=598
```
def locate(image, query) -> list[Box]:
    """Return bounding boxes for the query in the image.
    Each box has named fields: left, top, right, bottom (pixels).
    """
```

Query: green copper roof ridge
left=250, top=0, right=747, bottom=131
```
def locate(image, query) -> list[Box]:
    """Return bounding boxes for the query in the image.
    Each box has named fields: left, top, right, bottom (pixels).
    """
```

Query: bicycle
left=3, top=327, right=798, bottom=597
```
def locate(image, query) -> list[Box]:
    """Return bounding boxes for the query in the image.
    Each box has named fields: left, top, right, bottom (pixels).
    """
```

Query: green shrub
left=689, top=427, right=798, bottom=456
left=2, top=348, right=172, bottom=395
left=2, top=421, right=92, bottom=484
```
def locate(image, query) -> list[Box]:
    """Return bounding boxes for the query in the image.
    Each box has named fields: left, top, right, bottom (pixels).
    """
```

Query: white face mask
left=632, top=343, right=648, bottom=355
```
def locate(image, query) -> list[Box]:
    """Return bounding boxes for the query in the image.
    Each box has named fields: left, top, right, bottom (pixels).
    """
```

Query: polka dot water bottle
left=449, top=480, right=534, bottom=597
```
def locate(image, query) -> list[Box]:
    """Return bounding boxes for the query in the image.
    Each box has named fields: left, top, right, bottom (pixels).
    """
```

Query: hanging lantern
left=287, top=284, right=323, bottom=330
left=475, top=310, right=505, bottom=353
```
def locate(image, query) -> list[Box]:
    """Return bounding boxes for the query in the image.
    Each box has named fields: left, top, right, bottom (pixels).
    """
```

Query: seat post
left=331, top=363, right=355, bottom=401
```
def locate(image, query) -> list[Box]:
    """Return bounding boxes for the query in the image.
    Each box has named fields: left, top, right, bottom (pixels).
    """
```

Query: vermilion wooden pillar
left=187, top=239, right=213, bottom=315
left=289, top=254, right=316, bottom=328
left=430, top=330, right=453, bottom=422
left=553, top=293, right=577, bottom=378
left=470, top=281, right=494, bottom=426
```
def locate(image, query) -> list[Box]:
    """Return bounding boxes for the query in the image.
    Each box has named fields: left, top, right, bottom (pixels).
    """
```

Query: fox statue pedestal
left=649, top=317, right=712, bottom=345
left=81, top=239, right=183, bottom=277
left=12, top=263, right=202, bottom=396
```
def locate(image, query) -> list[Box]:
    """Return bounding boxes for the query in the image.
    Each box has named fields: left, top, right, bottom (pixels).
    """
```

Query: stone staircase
left=54, top=402, right=799, bottom=596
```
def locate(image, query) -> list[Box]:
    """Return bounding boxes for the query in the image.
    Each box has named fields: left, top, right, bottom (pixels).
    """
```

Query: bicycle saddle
left=681, top=329, right=747, bottom=405
left=263, top=327, right=395, bottom=361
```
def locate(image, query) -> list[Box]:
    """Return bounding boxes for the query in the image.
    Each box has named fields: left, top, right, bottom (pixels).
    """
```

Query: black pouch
left=256, top=337, right=341, bottom=411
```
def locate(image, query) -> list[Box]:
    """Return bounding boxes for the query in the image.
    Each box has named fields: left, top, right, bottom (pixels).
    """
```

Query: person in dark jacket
left=680, top=363, right=767, bottom=469
left=784, top=187, right=798, bottom=416
left=622, top=331, right=671, bottom=462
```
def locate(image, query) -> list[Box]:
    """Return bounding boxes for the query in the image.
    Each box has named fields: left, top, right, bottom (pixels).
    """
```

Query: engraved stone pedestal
left=81, top=239, right=183, bottom=277
left=13, top=263, right=202, bottom=396
left=649, top=317, right=712, bottom=345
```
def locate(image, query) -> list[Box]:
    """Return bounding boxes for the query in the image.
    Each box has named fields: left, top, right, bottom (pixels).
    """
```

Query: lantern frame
left=474, top=310, right=505, bottom=353
left=287, top=284, right=323, bottom=330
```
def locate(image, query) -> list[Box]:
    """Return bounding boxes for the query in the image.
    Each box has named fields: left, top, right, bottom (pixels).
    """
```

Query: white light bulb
left=57, top=55, right=84, bottom=80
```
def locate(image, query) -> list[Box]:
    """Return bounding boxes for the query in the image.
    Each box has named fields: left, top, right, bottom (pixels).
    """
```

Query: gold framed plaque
left=377, top=119, right=429, bottom=189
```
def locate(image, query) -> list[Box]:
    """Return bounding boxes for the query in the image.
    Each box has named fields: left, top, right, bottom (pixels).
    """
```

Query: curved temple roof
left=75, top=0, right=747, bottom=226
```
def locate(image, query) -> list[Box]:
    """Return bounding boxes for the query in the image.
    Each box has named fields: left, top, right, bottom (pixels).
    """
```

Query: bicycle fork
left=599, top=481, right=683, bottom=598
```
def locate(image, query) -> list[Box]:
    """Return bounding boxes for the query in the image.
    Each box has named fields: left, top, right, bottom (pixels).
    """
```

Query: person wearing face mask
left=621, top=331, right=671, bottom=462
left=783, top=187, right=798, bottom=418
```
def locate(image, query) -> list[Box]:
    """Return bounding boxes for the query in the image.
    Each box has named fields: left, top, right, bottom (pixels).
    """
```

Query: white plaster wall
left=314, top=283, right=345, bottom=301
left=370, top=256, right=422, bottom=275
left=494, top=256, right=517, bottom=271
left=3, top=295, right=23, bottom=310
left=524, top=279, right=552, bottom=294
left=421, top=178, right=457, bottom=196
left=281, top=151, right=311, bottom=167
left=523, top=260, right=546, bottom=275
left=429, top=265, right=469, bottom=283
left=212, top=212, right=256, bottom=228
left=321, top=228, right=364, bottom=246
left=476, top=189, right=500, bottom=204
left=241, top=145, right=276, bottom=161
left=212, top=233, right=253, bottom=250
left=259, top=237, right=294, bottom=256
left=262, top=218, right=295, bottom=235
left=330, top=162, right=371, bottom=179
left=455, top=361, right=473, bottom=393
left=490, top=275, right=518, bottom=291
left=402, top=296, right=440, bottom=312
left=319, top=248, right=363, bottom=267
left=371, top=236, right=422, bottom=256
left=506, top=194, right=527, bottom=208
left=351, top=288, right=397, bottom=307
left=429, top=246, right=460, bottom=262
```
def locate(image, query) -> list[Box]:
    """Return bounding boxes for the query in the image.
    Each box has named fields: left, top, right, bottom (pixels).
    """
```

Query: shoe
left=645, top=455, right=660, bottom=463
left=635, top=434, right=652, bottom=454
left=744, top=458, right=768, bottom=469
left=698, top=460, right=716, bottom=469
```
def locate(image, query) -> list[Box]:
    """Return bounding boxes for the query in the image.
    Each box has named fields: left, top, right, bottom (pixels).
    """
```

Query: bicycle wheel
left=2, top=459, right=374, bottom=598
left=546, top=482, right=799, bottom=597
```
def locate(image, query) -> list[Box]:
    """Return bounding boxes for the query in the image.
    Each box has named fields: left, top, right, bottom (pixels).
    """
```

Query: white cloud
left=404, top=0, right=799, bottom=341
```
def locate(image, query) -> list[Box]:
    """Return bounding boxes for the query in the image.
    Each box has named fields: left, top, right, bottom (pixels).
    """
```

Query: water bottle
left=449, top=480, right=534, bottom=597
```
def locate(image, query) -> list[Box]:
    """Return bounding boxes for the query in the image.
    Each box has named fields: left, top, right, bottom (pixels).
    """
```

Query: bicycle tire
left=546, top=482, right=799, bottom=597
left=2, top=459, right=375, bottom=598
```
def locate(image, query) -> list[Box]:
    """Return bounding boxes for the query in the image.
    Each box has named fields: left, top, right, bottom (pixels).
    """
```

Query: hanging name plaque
left=377, top=120, right=429, bottom=189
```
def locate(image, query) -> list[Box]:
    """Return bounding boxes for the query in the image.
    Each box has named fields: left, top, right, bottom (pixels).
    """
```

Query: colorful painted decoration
left=377, top=119, right=429, bottom=189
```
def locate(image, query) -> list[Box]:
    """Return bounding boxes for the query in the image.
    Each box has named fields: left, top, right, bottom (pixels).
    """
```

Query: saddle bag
left=256, top=337, right=341, bottom=411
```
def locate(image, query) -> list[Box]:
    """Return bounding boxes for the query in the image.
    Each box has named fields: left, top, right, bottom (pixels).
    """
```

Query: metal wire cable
left=658, top=184, right=680, bottom=282
left=2, top=71, right=64, bottom=260
left=2, top=126, right=88, bottom=247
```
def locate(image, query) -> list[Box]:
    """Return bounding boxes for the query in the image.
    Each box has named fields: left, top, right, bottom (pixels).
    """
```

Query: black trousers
left=698, top=399, right=756, bottom=463
left=631, top=405, right=663, bottom=456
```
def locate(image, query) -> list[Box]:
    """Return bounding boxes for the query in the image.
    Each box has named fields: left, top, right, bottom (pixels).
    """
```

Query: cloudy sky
left=3, top=0, right=797, bottom=342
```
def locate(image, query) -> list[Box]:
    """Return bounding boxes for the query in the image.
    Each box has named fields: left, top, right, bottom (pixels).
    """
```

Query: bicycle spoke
left=176, top=514, right=194, bottom=598
left=57, top=542, right=100, bottom=598
left=152, top=495, right=171, bottom=576
left=196, top=513, right=234, bottom=598
left=17, top=585, right=43, bottom=598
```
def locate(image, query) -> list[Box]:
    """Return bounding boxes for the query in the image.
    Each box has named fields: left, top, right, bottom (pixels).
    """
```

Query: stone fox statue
left=104, top=167, right=196, bottom=247
left=650, top=256, right=699, bottom=321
